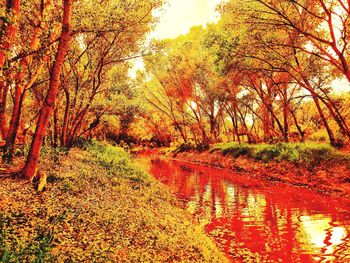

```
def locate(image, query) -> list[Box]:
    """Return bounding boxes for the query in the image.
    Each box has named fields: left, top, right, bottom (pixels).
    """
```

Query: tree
left=0, top=0, right=21, bottom=140
left=0, top=0, right=163, bottom=178
left=2, top=0, right=55, bottom=162
left=22, top=0, right=72, bottom=179
left=253, top=0, right=350, bottom=86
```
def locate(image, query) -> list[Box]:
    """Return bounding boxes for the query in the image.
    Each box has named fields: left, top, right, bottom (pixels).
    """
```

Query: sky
left=150, top=0, right=222, bottom=39
left=129, top=0, right=223, bottom=78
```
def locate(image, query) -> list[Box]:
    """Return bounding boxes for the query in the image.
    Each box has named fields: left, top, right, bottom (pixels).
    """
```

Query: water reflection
left=137, top=156, right=350, bottom=262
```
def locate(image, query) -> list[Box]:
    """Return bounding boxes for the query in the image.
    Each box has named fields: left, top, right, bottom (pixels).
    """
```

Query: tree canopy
left=1, top=0, right=350, bottom=177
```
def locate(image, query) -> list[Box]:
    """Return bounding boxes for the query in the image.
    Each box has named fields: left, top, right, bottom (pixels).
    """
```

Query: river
left=136, top=154, right=350, bottom=262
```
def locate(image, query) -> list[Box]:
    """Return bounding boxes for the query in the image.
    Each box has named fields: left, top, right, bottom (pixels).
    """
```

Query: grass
left=210, top=142, right=343, bottom=166
left=0, top=140, right=227, bottom=262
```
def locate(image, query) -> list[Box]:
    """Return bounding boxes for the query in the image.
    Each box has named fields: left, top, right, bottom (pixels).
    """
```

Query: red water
left=137, top=155, right=350, bottom=262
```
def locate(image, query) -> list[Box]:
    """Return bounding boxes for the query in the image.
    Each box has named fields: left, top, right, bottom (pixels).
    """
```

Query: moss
left=0, top=141, right=227, bottom=262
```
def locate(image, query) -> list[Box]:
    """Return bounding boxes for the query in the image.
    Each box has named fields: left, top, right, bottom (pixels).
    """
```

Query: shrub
left=221, top=144, right=254, bottom=158
left=173, top=143, right=209, bottom=153
left=211, top=142, right=339, bottom=165
left=83, top=140, right=150, bottom=183
left=209, top=142, right=239, bottom=153
left=253, top=143, right=299, bottom=163
left=295, top=143, right=336, bottom=166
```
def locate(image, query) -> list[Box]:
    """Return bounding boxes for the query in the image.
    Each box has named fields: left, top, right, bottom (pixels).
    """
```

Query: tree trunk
left=3, top=7, right=49, bottom=162
left=174, top=121, right=187, bottom=144
left=237, top=107, right=253, bottom=143
left=0, top=83, right=9, bottom=139
left=53, top=107, right=59, bottom=148
left=262, top=104, right=271, bottom=142
left=0, top=0, right=20, bottom=140
left=318, top=94, right=350, bottom=140
left=22, top=0, right=71, bottom=179
left=61, top=87, right=70, bottom=147
left=3, top=86, right=25, bottom=161
left=281, top=86, right=290, bottom=142
left=0, top=0, right=20, bottom=68
left=230, top=114, right=240, bottom=143
left=290, top=109, right=305, bottom=142
left=311, top=92, right=336, bottom=145
left=300, top=78, right=337, bottom=145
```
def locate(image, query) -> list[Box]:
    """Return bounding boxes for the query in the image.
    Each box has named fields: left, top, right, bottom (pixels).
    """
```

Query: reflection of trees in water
left=148, top=158, right=350, bottom=262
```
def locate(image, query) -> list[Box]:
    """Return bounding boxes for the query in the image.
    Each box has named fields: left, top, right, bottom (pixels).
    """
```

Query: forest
left=1, top=0, right=350, bottom=262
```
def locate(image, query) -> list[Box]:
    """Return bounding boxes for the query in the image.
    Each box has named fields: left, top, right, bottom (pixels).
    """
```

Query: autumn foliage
left=1, top=0, right=350, bottom=261
left=0, top=141, right=226, bottom=262
left=140, top=0, right=350, bottom=149
left=1, top=0, right=350, bottom=177
left=0, top=0, right=163, bottom=177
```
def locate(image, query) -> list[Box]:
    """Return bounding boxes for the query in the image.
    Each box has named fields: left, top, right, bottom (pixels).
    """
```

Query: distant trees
left=140, top=0, right=350, bottom=147
left=247, top=0, right=350, bottom=145
left=143, top=27, right=228, bottom=147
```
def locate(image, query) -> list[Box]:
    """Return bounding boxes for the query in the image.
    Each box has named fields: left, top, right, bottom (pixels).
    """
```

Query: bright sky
left=129, top=0, right=223, bottom=78
left=150, top=0, right=222, bottom=39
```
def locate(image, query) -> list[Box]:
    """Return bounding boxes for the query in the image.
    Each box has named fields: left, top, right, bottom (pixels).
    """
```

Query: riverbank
left=0, top=142, right=227, bottom=262
left=168, top=142, right=350, bottom=199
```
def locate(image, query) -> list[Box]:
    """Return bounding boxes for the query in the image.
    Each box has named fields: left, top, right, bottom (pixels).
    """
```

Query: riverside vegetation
left=0, top=141, right=227, bottom=262
left=170, top=142, right=350, bottom=198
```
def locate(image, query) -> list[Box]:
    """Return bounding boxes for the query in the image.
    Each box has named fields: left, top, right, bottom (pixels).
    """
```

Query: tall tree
left=22, top=0, right=72, bottom=179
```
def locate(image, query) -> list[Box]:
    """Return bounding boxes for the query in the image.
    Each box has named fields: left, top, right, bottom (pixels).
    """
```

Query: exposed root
left=0, top=166, right=23, bottom=178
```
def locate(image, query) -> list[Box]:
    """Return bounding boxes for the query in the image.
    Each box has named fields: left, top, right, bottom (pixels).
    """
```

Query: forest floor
left=167, top=142, right=350, bottom=200
left=0, top=142, right=227, bottom=262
